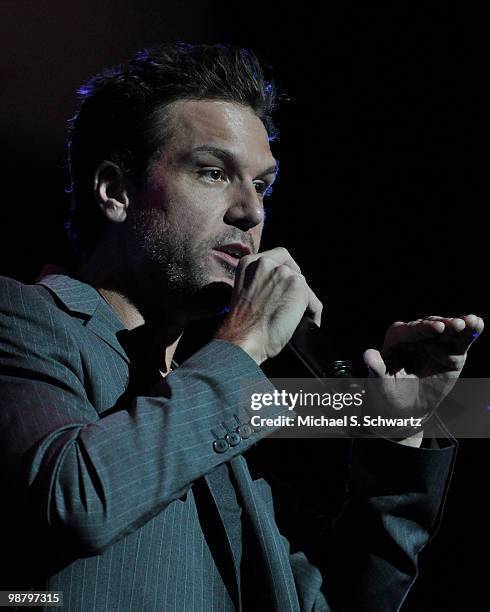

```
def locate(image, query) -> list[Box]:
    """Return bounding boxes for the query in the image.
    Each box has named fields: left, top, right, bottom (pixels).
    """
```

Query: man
left=0, top=43, right=483, bottom=611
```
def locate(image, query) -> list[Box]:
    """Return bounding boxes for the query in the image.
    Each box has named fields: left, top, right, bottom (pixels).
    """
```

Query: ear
left=94, top=161, right=130, bottom=223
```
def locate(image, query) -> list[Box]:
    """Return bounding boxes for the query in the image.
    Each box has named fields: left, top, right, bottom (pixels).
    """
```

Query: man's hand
left=214, top=247, right=323, bottom=365
left=363, top=315, right=484, bottom=445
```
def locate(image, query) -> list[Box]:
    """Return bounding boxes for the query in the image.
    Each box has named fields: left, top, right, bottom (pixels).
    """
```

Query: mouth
left=212, top=243, right=251, bottom=268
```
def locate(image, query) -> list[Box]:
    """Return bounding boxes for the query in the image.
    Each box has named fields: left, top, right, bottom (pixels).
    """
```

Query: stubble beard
left=124, top=209, right=235, bottom=322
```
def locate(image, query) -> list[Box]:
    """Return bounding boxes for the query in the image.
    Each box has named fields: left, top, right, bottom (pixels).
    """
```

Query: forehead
left=161, top=99, right=275, bottom=168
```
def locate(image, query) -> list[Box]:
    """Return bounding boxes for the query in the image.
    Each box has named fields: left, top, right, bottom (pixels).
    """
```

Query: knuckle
left=289, top=273, right=306, bottom=285
left=276, top=264, right=292, bottom=278
left=274, top=246, right=290, bottom=258
left=256, top=255, right=274, bottom=270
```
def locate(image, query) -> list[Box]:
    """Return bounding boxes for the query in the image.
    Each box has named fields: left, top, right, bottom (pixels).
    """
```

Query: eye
left=199, top=168, right=227, bottom=183
left=254, top=181, right=274, bottom=198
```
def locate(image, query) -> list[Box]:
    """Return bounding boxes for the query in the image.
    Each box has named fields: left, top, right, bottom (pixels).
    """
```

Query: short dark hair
left=66, top=42, right=278, bottom=260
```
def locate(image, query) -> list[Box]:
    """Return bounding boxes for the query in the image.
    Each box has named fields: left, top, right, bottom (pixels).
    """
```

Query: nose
left=223, top=181, right=264, bottom=232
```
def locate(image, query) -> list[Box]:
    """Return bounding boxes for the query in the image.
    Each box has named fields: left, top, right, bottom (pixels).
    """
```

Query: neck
left=75, top=251, right=186, bottom=373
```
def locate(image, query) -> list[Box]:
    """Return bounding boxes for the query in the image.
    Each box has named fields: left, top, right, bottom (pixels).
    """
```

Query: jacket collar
left=36, top=273, right=130, bottom=363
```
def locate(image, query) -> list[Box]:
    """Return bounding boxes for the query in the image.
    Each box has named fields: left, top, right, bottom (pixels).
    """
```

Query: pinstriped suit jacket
left=0, top=273, right=456, bottom=611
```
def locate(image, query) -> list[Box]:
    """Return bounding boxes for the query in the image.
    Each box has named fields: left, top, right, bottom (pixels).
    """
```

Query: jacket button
left=225, top=432, right=241, bottom=446
left=213, top=439, right=229, bottom=453
left=237, top=424, right=253, bottom=439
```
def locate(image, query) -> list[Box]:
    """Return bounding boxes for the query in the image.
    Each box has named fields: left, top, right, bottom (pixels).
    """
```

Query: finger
left=305, top=289, right=324, bottom=327
left=384, top=319, right=445, bottom=352
left=461, top=314, right=484, bottom=339
left=234, top=247, right=301, bottom=294
left=426, top=314, right=484, bottom=334
left=363, top=349, right=387, bottom=377
left=236, top=248, right=319, bottom=320
left=426, top=314, right=484, bottom=350
left=426, top=315, right=466, bottom=332
left=256, top=247, right=302, bottom=273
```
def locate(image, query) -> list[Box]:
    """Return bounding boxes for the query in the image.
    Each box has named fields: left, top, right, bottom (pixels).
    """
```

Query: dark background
left=0, top=2, right=487, bottom=609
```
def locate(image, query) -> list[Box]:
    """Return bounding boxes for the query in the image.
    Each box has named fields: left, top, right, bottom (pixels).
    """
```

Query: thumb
left=363, top=348, right=387, bottom=377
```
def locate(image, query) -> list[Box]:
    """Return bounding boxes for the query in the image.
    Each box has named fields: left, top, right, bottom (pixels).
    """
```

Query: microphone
left=287, top=315, right=354, bottom=378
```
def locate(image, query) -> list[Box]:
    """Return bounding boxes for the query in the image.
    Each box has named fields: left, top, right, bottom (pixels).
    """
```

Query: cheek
left=127, top=205, right=167, bottom=238
left=143, top=174, right=228, bottom=241
left=174, top=194, right=225, bottom=233
left=165, top=205, right=216, bottom=252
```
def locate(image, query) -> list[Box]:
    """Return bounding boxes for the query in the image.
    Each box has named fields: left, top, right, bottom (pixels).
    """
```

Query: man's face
left=124, top=99, right=277, bottom=318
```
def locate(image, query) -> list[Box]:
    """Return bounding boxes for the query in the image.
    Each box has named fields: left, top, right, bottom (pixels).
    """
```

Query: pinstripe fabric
left=0, top=273, right=457, bottom=611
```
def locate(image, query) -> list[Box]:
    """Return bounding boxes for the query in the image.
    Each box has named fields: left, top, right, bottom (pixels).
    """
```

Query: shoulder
left=0, top=275, right=60, bottom=322
left=0, top=275, right=78, bottom=351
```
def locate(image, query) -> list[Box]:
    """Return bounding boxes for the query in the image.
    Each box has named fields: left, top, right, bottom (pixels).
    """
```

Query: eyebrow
left=189, top=145, right=279, bottom=178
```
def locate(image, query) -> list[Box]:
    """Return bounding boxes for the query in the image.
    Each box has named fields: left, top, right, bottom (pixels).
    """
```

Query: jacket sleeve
left=0, top=276, right=283, bottom=556
left=272, top=429, right=456, bottom=611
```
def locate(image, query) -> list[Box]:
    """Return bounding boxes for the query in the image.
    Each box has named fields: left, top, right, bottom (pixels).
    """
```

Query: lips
left=212, top=250, right=240, bottom=267
left=214, top=243, right=251, bottom=259
left=212, top=243, right=251, bottom=269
